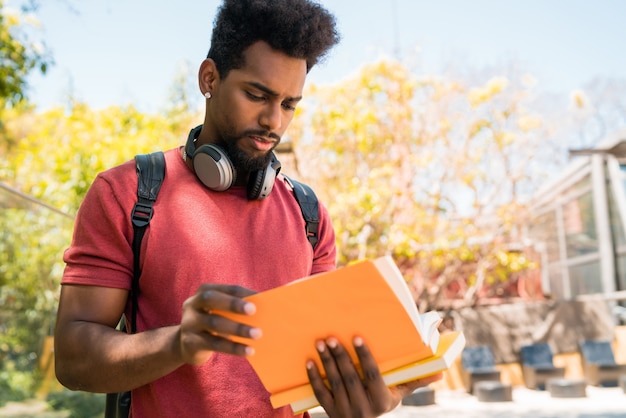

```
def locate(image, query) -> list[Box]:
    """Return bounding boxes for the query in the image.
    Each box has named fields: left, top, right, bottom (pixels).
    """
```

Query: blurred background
left=1, top=1, right=626, bottom=416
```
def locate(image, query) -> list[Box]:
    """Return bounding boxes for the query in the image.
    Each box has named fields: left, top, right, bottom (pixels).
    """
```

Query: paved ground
left=2, top=386, right=625, bottom=417
left=310, top=386, right=626, bottom=418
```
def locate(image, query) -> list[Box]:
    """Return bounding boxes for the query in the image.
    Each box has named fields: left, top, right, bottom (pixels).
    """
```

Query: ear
left=198, top=58, right=219, bottom=94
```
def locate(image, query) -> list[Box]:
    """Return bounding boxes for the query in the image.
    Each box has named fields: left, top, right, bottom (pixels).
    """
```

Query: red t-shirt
left=62, top=147, right=337, bottom=417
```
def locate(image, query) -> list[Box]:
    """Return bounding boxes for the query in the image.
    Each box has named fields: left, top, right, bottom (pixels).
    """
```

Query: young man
left=54, top=1, right=439, bottom=417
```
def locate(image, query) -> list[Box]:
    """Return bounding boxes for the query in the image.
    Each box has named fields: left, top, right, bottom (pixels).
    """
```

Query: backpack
left=105, top=151, right=320, bottom=418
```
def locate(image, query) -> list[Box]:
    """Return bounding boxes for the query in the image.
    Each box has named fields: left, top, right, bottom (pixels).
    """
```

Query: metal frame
left=528, top=130, right=626, bottom=300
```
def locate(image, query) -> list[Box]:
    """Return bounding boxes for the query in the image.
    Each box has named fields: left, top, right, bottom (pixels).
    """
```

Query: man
left=54, top=1, right=440, bottom=417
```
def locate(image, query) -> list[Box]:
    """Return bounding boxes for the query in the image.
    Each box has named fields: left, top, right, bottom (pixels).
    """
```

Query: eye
left=246, top=91, right=265, bottom=102
left=282, top=102, right=297, bottom=112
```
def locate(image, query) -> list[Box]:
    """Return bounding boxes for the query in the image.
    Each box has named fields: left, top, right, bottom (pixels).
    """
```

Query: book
left=287, top=330, right=465, bottom=414
left=217, top=256, right=465, bottom=413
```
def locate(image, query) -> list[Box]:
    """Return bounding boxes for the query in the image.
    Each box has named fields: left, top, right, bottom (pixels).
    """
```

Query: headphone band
left=185, top=125, right=204, bottom=158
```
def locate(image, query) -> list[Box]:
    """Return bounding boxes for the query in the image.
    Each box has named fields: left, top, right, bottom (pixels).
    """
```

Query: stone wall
left=452, top=299, right=615, bottom=363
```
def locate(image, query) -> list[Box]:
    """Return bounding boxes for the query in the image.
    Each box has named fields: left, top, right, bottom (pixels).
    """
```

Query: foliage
left=0, top=205, right=70, bottom=399
left=5, top=102, right=194, bottom=213
left=47, top=389, right=105, bottom=418
left=0, top=0, right=51, bottom=108
left=566, top=78, right=626, bottom=147
left=0, top=369, right=34, bottom=406
left=290, top=60, right=550, bottom=310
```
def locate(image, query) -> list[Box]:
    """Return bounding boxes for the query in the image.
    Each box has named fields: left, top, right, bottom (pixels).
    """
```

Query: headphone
left=184, top=125, right=281, bottom=200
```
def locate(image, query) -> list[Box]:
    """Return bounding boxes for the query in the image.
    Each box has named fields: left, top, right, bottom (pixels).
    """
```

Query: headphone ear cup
left=247, top=154, right=281, bottom=200
left=192, top=144, right=236, bottom=191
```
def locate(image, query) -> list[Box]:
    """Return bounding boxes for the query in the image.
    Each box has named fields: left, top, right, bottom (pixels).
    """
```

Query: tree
left=6, top=101, right=198, bottom=211
left=289, top=60, right=551, bottom=310
left=0, top=0, right=51, bottom=108
left=567, top=78, right=626, bottom=147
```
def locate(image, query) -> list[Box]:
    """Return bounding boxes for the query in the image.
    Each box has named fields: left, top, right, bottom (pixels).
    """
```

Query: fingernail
left=327, top=338, right=338, bottom=349
left=353, top=336, right=363, bottom=347
left=245, top=346, right=255, bottom=356
left=243, top=302, right=256, bottom=315
left=306, top=360, right=314, bottom=370
left=249, top=327, right=262, bottom=339
left=316, top=340, right=325, bottom=352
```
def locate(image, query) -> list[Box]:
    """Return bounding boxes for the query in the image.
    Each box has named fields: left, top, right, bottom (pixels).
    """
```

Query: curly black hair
left=207, top=0, right=340, bottom=77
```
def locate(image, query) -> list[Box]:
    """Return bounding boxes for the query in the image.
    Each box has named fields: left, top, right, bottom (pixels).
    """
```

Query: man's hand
left=54, top=283, right=261, bottom=393
left=178, top=284, right=261, bottom=365
left=306, top=337, right=442, bottom=418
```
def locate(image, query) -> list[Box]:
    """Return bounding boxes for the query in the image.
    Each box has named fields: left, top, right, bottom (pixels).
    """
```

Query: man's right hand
left=178, top=284, right=261, bottom=365
left=54, top=283, right=260, bottom=393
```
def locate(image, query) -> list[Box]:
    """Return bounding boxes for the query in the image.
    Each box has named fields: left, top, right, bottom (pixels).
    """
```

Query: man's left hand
left=306, top=337, right=442, bottom=418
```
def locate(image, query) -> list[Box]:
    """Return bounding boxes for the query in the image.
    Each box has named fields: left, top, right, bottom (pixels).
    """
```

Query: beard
left=219, top=129, right=279, bottom=172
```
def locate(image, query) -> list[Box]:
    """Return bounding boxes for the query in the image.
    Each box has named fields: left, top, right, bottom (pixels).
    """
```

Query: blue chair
left=461, top=345, right=502, bottom=393
left=579, top=340, right=626, bottom=386
left=520, top=343, right=565, bottom=390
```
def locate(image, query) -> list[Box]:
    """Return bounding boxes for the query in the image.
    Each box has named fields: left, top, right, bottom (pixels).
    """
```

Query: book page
left=372, top=256, right=424, bottom=336
left=419, top=311, right=443, bottom=351
left=372, top=257, right=442, bottom=350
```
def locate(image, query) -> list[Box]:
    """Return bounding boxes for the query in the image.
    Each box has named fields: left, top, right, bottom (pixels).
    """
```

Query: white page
left=373, top=256, right=425, bottom=338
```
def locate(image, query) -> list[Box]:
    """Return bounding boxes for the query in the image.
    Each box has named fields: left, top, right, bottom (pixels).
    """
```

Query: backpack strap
left=129, top=151, right=165, bottom=333
left=285, top=176, right=319, bottom=249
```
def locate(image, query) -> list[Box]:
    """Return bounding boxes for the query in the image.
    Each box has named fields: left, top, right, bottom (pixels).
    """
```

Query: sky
left=10, top=0, right=626, bottom=113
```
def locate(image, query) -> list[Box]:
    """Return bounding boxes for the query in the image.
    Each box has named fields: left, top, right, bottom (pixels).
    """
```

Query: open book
left=218, top=256, right=465, bottom=414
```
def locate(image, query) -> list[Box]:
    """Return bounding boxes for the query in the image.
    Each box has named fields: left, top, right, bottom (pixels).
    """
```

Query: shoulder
left=275, top=174, right=316, bottom=197
left=273, top=175, right=319, bottom=210
left=273, top=174, right=333, bottom=221
left=81, top=148, right=182, bottom=212
left=96, top=148, right=182, bottom=187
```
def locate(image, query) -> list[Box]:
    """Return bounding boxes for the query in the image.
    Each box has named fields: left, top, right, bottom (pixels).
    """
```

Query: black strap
left=287, top=177, right=319, bottom=249
left=129, top=151, right=165, bottom=333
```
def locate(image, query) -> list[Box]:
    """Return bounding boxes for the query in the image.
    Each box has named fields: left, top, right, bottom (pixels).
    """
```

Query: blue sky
left=12, top=0, right=626, bottom=112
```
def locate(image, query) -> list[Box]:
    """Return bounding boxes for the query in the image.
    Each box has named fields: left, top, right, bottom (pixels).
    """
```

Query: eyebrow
left=246, top=81, right=302, bottom=102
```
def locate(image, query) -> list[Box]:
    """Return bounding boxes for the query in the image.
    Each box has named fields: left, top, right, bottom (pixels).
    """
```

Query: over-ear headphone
left=184, top=125, right=281, bottom=200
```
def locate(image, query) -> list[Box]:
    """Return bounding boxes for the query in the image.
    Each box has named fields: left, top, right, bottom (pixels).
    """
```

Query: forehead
left=230, top=41, right=307, bottom=96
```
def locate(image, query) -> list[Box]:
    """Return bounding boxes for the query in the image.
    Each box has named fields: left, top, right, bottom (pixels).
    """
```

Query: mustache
left=243, top=129, right=281, bottom=142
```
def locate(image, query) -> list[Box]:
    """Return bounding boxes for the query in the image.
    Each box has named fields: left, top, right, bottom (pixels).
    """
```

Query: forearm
left=55, top=321, right=184, bottom=393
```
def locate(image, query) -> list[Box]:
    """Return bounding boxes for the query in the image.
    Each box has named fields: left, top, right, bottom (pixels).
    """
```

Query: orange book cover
left=218, top=256, right=450, bottom=411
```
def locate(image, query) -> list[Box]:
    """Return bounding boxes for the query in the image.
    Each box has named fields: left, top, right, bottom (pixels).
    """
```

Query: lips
left=249, top=135, right=275, bottom=151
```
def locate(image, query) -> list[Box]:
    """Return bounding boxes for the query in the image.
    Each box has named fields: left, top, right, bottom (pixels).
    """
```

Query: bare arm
left=54, top=283, right=259, bottom=393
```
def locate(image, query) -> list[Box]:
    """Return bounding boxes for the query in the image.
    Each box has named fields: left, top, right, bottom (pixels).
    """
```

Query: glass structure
left=528, top=129, right=626, bottom=305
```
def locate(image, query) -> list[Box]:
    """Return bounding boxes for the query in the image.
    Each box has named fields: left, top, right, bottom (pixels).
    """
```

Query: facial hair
left=219, top=129, right=279, bottom=172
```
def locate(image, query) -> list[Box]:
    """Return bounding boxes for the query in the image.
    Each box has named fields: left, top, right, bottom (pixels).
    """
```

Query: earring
left=204, top=91, right=212, bottom=99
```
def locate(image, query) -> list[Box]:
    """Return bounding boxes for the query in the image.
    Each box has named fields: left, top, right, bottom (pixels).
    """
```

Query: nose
left=259, top=102, right=282, bottom=132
